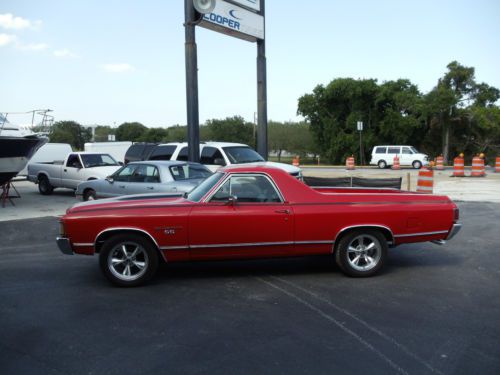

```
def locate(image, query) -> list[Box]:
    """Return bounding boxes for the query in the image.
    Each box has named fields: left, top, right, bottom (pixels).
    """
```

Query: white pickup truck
left=28, top=152, right=122, bottom=195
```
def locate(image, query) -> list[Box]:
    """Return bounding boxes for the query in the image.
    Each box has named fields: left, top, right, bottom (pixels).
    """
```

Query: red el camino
left=57, top=165, right=461, bottom=286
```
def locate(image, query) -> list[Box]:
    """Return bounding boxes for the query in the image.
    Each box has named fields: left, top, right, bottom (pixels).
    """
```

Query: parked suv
left=147, top=142, right=303, bottom=178
left=370, top=145, right=429, bottom=169
left=124, top=143, right=158, bottom=164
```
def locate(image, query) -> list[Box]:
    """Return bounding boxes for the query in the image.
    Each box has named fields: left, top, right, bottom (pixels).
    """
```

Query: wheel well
left=94, top=229, right=159, bottom=254
left=334, top=226, right=394, bottom=251
left=87, top=177, right=97, bottom=180
left=37, top=173, right=49, bottom=181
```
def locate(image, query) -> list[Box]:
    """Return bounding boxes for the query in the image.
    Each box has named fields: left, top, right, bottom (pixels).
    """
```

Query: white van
left=19, top=143, right=73, bottom=176
left=370, top=145, right=429, bottom=169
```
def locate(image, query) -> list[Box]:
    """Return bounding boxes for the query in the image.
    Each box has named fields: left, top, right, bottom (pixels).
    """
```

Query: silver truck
left=28, top=152, right=122, bottom=195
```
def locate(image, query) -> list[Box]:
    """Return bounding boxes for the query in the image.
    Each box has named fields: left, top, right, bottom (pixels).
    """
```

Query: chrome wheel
left=107, top=242, right=149, bottom=282
left=346, top=234, right=381, bottom=271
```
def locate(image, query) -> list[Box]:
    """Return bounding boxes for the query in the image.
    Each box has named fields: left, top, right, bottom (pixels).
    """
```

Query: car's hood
left=67, top=192, right=187, bottom=213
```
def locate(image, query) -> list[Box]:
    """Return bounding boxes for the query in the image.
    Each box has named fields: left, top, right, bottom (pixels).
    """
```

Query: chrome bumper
left=446, top=223, right=462, bottom=240
left=57, top=237, right=74, bottom=255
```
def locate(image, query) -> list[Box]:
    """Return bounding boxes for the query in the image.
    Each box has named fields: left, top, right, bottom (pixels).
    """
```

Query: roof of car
left=128, top=160, right=195, bottom=166
left=158, top=141, right=249, bottom=148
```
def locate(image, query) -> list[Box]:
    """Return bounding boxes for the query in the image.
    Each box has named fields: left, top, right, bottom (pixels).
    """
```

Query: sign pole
left=184, top=0, right=200, bottom=162
left=357, top=121, right=363, bottom=165
left=256, top=0, right=267, bottom=160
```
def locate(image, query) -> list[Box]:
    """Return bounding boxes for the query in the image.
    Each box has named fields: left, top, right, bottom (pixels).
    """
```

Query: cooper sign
left=199, top=0, right=264, bottom=42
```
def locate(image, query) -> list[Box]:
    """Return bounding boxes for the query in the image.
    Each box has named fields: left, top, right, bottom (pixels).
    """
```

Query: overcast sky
left=1, top=0, right=499, bottom=127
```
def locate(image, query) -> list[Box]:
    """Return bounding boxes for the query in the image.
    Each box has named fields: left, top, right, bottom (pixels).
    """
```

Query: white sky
left=1, top=0, right=499, bottom=127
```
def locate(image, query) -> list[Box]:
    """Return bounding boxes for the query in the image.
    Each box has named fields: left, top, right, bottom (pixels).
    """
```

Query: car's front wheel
left=335, top=229, right=387, bottom=277
left=83, top=188, right=97, bottom=201
left=99, top=234, right=159, bottom=287
left=412, top=160, right=422, bottom=169
left=377, top=160, right=387, bottom=169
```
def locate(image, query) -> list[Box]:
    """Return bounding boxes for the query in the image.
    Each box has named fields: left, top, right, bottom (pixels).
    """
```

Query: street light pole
left=357, top=121, right=363, bottom=165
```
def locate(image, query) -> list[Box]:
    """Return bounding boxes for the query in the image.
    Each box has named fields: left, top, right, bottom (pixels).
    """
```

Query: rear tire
left=38, top=175, right=54, bottom=195
left=99, top=234, right=159, bottom=287
left=83, top=188, right=97, bottom=201
left=377, top=160, right=387, bottom=169
left=335, top=229, right=387, bottom=277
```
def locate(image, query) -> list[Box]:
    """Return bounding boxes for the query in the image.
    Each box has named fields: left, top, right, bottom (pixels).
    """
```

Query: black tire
left=99, top=234, right=159, bottom=287
left=38, top=175, right=54, bottom=195
left=83, top=188, right=97, bottom=201
left=378, top=160, right=387, bottom=169
left=412, top=160, right=422, bottom=169
left=335, top=229, right=388, bottom=277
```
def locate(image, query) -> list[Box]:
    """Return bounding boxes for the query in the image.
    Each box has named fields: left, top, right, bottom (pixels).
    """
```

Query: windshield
left=185, top=172, right=224, bottom=202
left=80, top=154, right=119, bottom=168
left=410, top=147, right=419, bottom=154
left=222, top=146, right=264, bottom=163
left=169, top=164, right=213, bottom=181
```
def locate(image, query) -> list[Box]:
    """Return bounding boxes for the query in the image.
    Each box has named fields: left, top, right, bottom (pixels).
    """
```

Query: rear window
left=375, top=147, right=386, bottom=154
left=177, top=147, right=188, bottom=161
left=148, top=145, right=176, bottom=160
left=387, top=147, right=400, bottom=154
left=200, top=146, right=225, bottom=165
left=126, top=145, right=144, bottom=160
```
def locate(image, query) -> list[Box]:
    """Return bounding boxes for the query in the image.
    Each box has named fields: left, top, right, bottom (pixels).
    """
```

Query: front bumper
left=57, top=237, right=74, bottom=255
left=446, top=223, right=462, bottom=240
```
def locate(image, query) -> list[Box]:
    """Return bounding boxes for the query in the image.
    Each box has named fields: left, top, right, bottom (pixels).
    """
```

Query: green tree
left=94, top=125, right=115, bottom=142
left=166, top=125, right=187, bottom=142
left=115, top=122, right=147, bottom=142
left=139, top=127, right=169, bottom=142
left=204, top=116, right=254, bottom=146
left=49, top=120, right=91, bottom=150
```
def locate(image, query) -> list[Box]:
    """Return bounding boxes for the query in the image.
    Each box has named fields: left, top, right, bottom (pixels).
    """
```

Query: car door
left=400, top=146, right=413, bottom=166
left=386, top=146, right=401, bottom=166
left=188, top=174, right=294, bottom=260
left=62, top=154, right=84, bottom=189
left=108, top=164, right=137, bottom=196
left=124, top=164, right=161, bottom=195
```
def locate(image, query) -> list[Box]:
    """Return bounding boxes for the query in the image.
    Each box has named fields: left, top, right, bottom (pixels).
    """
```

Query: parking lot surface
left=1, top=202, right=499, bottom=374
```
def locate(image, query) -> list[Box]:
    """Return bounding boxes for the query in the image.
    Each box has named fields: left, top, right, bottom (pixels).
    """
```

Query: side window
left=129, top=164, right=158, bottom=183
left=113, top=165, right=136, bottom=182
left=66, top=154, right=82, bottom=168
left=210, top=175, right=282, bottom=203
left=387, top=147, right=400, bottom=154
left=201, top=147, right=226, bottom=165
left=143, top=165, right=160, bottom=183
left=149, top=145, right=176, bottom=161
left=375, top=147, right=386, bottom=154
left=177, top=147, right=188, bottom=161
left=402, top=147, right=412, bottom=154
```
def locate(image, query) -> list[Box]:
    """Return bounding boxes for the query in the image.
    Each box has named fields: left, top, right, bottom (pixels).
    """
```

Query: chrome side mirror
left=227, top=195, right=238, bottom=206
left=106, top=176, right=114, bottom=183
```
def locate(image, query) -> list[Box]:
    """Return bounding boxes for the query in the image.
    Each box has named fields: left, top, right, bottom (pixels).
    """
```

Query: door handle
left=147, top=186, right=154, bottom=190
left=64, top=169, right=67, bottom=172
left=119, top=185, right=125, bottom=188
left=275, top=209, right=290, bottom=214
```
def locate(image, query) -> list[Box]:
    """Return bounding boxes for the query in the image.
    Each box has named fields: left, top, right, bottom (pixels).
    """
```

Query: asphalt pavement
left=1, top=202, right=499, bottom=374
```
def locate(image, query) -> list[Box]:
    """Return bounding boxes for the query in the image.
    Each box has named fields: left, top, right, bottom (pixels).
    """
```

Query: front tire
left=377, top=160, right=387, bottom=169
left=412, top=160, right=422, bottom=169
left=83, top=188, right=97, bottom=201
left=38, top=175, right=54, bottom=195
left=99, top=234, right=159, bottom=287
left=335, top=230, right=387, bottom=277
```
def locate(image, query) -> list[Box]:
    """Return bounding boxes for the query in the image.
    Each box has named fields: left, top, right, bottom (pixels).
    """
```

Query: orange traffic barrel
left=292, top=156, right=300, bottom=167
left=392, top=155, right=400, bottom=170
left=346, top=156, right=355, bottom=170
left=471, top=156, right=485, bottom=177
left=436, top=156, right=444, bottom=170
left=416, top=167, right=434, bottom=193
left=495, top=157, right=500, bottom=173
left=452, top=156, right=465, bottom=177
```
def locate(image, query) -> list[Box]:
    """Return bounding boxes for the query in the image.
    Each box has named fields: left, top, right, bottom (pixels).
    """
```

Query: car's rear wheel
left=412, top=160, right=422, bottom=169
left=377, top=160, right=387, bottom=169
left=83, top=188, right=97, bottom=201
left=38, top=175, right=54, bottom=195
left=99, top=234, right=159, bottom=287
left=335, top=229, right=387, bottom=277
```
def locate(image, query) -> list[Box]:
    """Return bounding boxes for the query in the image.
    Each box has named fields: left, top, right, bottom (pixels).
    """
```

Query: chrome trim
left=394, top=230, right=448, bottom=238
left=295, top=240, right=333, bottom=245
left=56, top=237, right=74, bottom=255
left=334, top=224, right=395, bottom=247
left=190, top=241, right=294, bottom=249
left=160, top=245, right=189, bottom=250
left=446, top=223, right=462, bottom=240
left=73, top=242, right=94, bottom=247
left=94, top=227, right=160, bottom=250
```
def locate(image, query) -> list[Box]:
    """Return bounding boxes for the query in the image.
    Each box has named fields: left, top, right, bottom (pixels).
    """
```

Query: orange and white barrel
left=292, top=156, right=300, bottom=167
left=416, top=168, right=434, bottom=193
left=453, top=157, right=465, bottom=177
left=495, top=157, right=500, bottom=173
left=346, top=156, right=355, bottom=170
left=392, top=155, right=400, bottom=170
left=471, top=156, right=485, bottom=177
left=436, top=156, right=444, bottom=170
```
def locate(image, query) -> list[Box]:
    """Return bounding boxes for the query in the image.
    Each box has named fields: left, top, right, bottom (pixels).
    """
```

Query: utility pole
left=256, top=0, right=267, bottom=160
left=184, top=0, right=200, bottom=162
